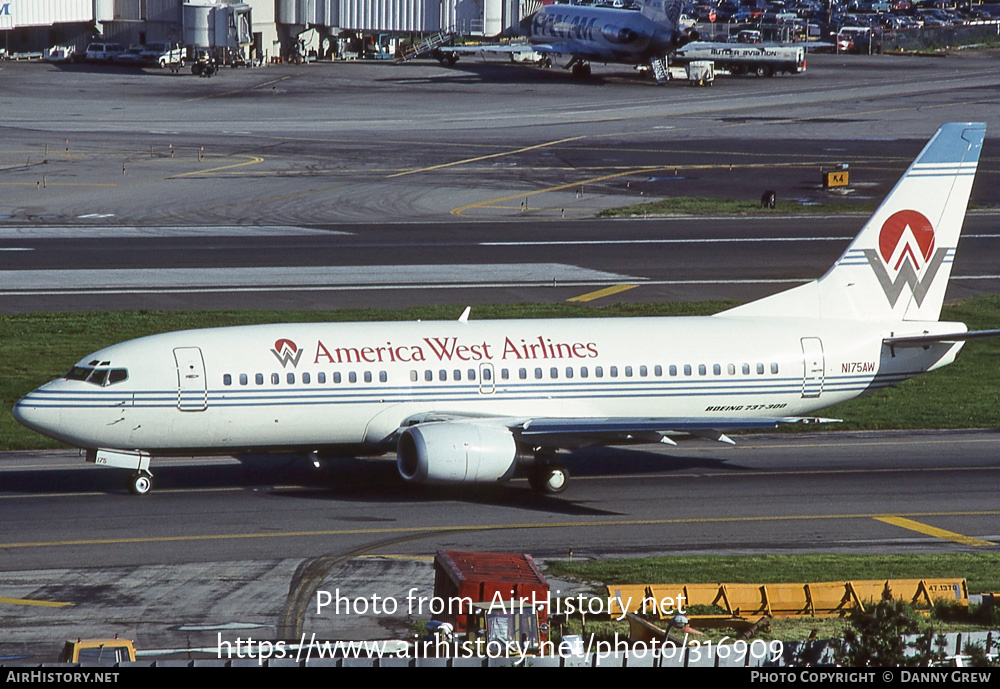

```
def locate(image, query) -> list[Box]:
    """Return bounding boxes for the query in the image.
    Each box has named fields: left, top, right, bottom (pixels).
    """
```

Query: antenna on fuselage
left=458, top=306, right=471, bottom=323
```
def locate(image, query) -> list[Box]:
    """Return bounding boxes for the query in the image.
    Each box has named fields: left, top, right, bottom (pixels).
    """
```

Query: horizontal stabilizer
left=884, top=328, right=1000, bottom=347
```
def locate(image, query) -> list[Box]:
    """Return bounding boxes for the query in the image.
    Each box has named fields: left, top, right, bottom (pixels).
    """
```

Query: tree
left=836, top=600, right=945, bottom=667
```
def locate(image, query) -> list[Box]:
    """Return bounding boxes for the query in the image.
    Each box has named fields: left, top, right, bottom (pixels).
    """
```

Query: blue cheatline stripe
left=22, top=371, right=924, bottom=410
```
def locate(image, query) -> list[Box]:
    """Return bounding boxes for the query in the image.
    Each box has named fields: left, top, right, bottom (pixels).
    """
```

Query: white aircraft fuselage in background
left=13, top=123, right=989, bottom=495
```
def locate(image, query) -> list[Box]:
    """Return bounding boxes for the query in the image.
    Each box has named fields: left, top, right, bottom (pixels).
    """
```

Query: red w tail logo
left=864, top=210, right=947, bottom=307
left=270, top=339, right=303, bottom=368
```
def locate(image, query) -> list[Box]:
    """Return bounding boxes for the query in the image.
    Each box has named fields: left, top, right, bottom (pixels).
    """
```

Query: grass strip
left=597, top=196, right=879, bottom=217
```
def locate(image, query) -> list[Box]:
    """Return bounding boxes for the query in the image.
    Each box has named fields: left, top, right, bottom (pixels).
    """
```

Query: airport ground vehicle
left=432, top=551, right=549, bottom=652
left=141, top=42, right=186, bottom=68
left=60, top=637, right=136, bottom=664
left=672, top=40, right=805, bottom=76
left=84, top=43, right=125, bottom=62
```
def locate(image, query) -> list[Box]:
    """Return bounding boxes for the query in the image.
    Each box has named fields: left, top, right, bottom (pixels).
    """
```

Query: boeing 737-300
left=13, top=123, right=990, bottom=496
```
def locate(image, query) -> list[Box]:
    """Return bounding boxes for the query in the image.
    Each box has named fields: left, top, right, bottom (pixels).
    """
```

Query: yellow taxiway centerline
left=2, top=510, right=996, bottom=550
left=874, top=516, right=995, bottom=547
left=0, top=597, right=74, bottom=608
left=386, top=136, right=584, bottom=179
left=567, top=284, right=638, bottom=302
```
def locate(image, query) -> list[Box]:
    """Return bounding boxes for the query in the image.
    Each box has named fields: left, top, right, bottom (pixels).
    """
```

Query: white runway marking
left=0, top=226, right=348, bottom=239
left=0, top=264, right=638, bottom=294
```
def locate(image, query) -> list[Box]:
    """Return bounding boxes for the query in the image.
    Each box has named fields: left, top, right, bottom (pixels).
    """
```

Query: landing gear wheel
left=129, top=472, right=153, bottom=495
left=571, top=62, right=591, bottom=78
left=529, top=463, right=569, bottom=494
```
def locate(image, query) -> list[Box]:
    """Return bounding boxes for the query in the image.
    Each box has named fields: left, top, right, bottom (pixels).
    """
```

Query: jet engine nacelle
left=397, top=422, right=522, bottom=485
left=601, top=25, right=638, bottom=44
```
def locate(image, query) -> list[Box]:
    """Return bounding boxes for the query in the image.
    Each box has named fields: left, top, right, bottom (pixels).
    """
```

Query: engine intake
left=397, top=423, right=523, bottom=485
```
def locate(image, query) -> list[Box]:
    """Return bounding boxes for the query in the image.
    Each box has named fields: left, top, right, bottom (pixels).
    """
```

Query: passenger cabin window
left=255, top=373, right=264, bottom=385
left=223, top=374, right=232, bottom=386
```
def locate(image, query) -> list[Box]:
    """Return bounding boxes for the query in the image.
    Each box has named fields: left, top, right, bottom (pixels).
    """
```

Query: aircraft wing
left=399, top=413, right=837, bottom=448
left=446, top=41, right=610, bottom=60
left=514, top=416, right=837, bottom=447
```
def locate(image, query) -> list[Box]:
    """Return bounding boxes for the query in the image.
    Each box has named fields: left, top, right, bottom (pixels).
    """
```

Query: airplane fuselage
left=524, top=5, right=676, bottom=62
left=13, top=315, right=962, bottom=455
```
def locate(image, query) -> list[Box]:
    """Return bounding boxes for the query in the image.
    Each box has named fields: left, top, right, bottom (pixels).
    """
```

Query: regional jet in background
left=13, top=123, right=991, bottom=496
left=425, top=0, right=688, bottom=83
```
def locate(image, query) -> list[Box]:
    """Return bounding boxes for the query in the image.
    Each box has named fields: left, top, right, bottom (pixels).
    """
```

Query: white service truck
left=672, top=41, right=806, bottom=77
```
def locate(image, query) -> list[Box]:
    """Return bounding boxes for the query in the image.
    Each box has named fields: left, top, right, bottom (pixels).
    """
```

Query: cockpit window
left=66, top=366, right=91, bottom=381
left=64, top=366, right=128, bottom=387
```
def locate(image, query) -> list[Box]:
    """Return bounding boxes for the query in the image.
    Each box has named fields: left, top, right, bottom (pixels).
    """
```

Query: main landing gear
left=565, top=57, right=592, bottom=79
left=529, top=461, right=569, bottom=495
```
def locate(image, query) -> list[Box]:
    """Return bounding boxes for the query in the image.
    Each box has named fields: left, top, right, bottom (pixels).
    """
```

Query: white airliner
left=439, top=0, right=685, bottom=82
left=13, top=123, right=991, bottom=496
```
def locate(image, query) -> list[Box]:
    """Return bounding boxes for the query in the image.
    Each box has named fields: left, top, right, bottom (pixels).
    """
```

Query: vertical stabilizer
left=722, top=123, right=985, bottom=322
left=638, top=0, right=683, bottom=30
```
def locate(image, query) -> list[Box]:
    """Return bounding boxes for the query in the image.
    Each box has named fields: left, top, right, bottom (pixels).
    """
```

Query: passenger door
left=174, top=347, right=207, bottom=411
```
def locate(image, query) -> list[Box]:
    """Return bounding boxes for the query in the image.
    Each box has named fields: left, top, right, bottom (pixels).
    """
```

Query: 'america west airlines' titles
left=270, top=335, right=601, bottom=368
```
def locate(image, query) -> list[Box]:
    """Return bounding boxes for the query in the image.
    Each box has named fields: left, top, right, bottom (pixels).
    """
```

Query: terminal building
left=0, top=0, right=530, bottom=62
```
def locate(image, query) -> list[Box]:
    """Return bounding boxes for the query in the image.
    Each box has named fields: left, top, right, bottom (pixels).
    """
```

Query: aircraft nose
left=12, top=392, right=61, bottom=437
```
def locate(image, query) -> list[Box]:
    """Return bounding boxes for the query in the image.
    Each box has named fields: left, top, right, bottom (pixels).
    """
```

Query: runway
left=1, top=52, right=999, bottom=661
left=1, top=430, right=997, bottom=656
left=2, top=214, right=1000, bottom=311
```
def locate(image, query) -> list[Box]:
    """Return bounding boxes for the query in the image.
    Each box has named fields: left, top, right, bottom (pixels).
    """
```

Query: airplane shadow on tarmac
left=2, top=445, right=751, bottom=517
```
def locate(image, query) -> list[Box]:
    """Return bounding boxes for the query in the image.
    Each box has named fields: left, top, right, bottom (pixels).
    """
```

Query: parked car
left=85, top=42, right=125, bottom=62
left=111, top=46, right=144, bottom=65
